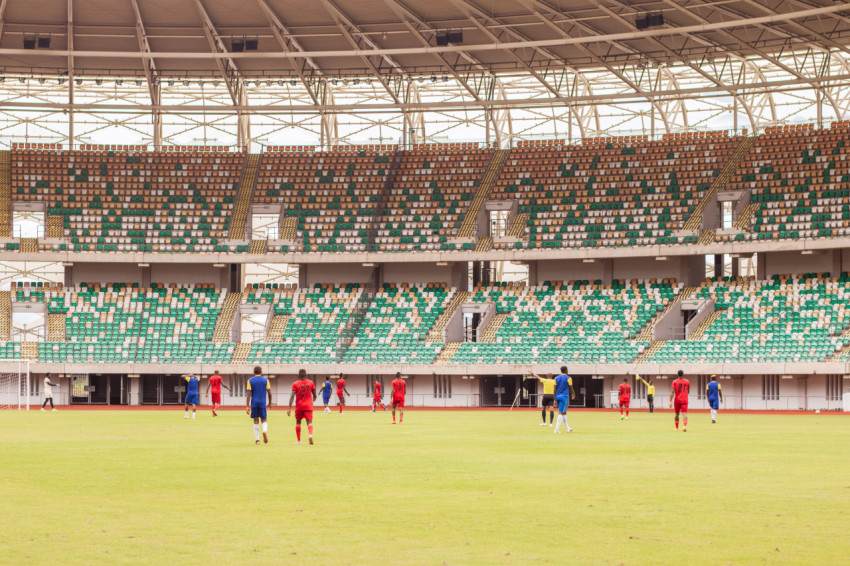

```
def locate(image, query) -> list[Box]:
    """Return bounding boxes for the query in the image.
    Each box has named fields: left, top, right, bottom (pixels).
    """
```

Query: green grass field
left=1, top=408, right=848, bottom=565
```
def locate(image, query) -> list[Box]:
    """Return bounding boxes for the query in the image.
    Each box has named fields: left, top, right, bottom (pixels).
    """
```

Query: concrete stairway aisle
left=456, top=149, right=509, bottom=238
left=635, top=287, right=697, bottom=341
left=266, top=315, right=290, bottom=342
left=688, top=310, right=724, bottom=340
left=507, top=213, right=528, bottom=238
left=0, top=151, right=10, bottom=237
left=0, top=291, right=10, bottom=341
left=433, top=343, right=461, bottom=365
left=230, top=343, right=253, bottom=364
left=635, top=340, right=665, bottom=364
left=229, top=153, right=261, bottom=240
left=47, top=314, right=66, bottom=342
left=478, top=313, right=508, bottom=342
left=683, top=136, right=756, bottom=231
left=212, top=292, right=242, bottom=343
left=734, top=203, right=758, bottom=231
left=427, top=291, right=470, bottom=342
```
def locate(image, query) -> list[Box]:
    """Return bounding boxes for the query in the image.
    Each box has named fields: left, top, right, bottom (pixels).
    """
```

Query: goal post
left=0, top=359, right=31, bottom=410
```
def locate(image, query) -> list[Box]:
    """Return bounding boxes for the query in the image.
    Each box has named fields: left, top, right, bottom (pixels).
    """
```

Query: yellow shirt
left=637, top=375, right=655, bottom=395
left=538, top=378, right=556, bottom=395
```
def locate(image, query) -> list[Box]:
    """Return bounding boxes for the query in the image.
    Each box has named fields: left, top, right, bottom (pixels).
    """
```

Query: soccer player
left=553, top=366, right=575, bottom=434
left=669, top=369, right=690, bottom=432
left=706, top=374, right=723, bottom=423
left=246, top=366, right=272, bottom=445
left=335, top=373, right=350, bottom=414
left=319, top=376, right=333, bottom=413
left=41, top=373, right=58, bottom=411
left=204, top=369, right=231, bottom=416
left=529, top=371, right=556, bottom=426
left=371, top=378, right=386, bottom=412
left=287, top=369, right=316, bottom=444
left=618, top=377, right=631, bottom=420
left=183, top=373, right=201, bottom=419
left=636, top=373, right=655, bottom=413
left=391, top=372, right=406, bottom=424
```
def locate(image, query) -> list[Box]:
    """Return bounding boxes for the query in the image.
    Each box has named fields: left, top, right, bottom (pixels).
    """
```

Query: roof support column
left=404, top=80, right=425, bottom=148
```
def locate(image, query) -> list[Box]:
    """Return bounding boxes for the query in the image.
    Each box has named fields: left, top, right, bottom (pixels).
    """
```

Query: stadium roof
left=1, top=0, right=849, bottom=146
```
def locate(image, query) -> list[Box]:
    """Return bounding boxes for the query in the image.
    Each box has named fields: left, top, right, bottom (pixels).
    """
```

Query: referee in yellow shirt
left=529, top=371, right=557, bottom=426
left=636, top=373, right=655, bottom=413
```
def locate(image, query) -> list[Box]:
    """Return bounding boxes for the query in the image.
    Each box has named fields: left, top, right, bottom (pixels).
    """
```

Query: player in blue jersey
left=553, top=366, right=576, bottom=434
left=246, top=366, right=273, bottom=445
left=706, top=374, right=723, bottom=423
left=183, top=373, right=200, bottom=420
left=319, top=376, right=333, bottom=413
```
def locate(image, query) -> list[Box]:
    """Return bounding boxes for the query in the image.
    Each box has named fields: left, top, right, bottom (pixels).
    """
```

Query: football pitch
left=1, top=408, right=848, bottom=565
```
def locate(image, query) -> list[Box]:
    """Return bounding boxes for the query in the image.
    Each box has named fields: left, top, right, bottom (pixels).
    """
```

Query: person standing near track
left=335, top=374, right=350, bottom=414
left=319, top=376, right=333, bottom=413
left=371, top=377, right=386, bottom=412
left=636, top=373, right=655, bottom=413
left=287, top=369, right=316, bottom=444
left=669, top=370, right=690, bottom=432
left=706, top=374, right=723, bottom=424
left=553, top=366, right=575, bottom=434
left=246, top=366, right=272, bottom=445
left=204, top=369, right=231, bottom=417
left=391, top=372, right=406, bottom=424
left=529, top=371, right=556, bottom=426
left=618, top=377, right=632, bottom=420
left=183, top=373, right=200, bottom=419
left=41, top=373, right=59, bottom=411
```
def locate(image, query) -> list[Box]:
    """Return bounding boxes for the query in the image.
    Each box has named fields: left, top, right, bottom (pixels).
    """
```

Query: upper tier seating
left=447, top=279, right=680, bottom=364
left=722, top=123, right=850, bottom=242
left=31, top=282, right=235, bottom=363
left=243, top=283, right=363, bottom=363
left=651, top=274, right=850, bottom=363
left=343, top=283, right=451, bottom=363
left=256, top=150, right=388, bottom=252
left=491, top=134, right=736, bottom=249
left=13, top=149, right=242, bottom=253
left=375, top=149, right=492, bottom=251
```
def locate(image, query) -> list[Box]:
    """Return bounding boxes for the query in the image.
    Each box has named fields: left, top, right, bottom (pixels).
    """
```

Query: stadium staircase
left=0, top=151, right=10, bottom=237
left=427, top=291, right=469, bottom=342
left=433, top=342, right=461, bottom=365
left=478, top=313, right=508, bottom=342
left=698, top=229, right=716, bottom=245
left=47, top=314, right=66, bottom=342
left=635, top=340, right=665, bottom=363
left=456, top=149, right=509, bottom=238
left=683, top=136, right=756, bottom=231
left=46, top=215, right=64, bottom=238
left=635, top=286, right=696, bottom=341
left=734, top=203, right=758, bottom=231
left=367, top=151, right=402, bottom=252
left=0, top=291, right=10, bottom=340
left=334, top=272, right=378, bottom=362
left=279, top=216, right=298, bottom=242
left=265, top=315, right=290, bottom=342
left=474, top=236, right=493, bottom=252
left=20, top=238, right=37, bottom=253
left=212, top=292, right=242, bottom=342
left=507, top=212, right=528, bottom=238
left=688, top=309, right=725, bottom=340
left=20, top=342, right=39, bottom=360
left=249, top=239, right=267, bottom=255
left=828, top=326, right=850, bottom=361
left=229, top=153, right=261, bottom=240
left=230, top=343, right=253, bottom=364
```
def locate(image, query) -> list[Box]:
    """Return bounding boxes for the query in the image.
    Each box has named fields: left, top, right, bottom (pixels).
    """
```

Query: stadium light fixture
left=801, top=250, right=813, bottom=255
left=135, top=79, right=142, bottom=86
left=582, top=258, right=596, bottom=263
left=212, top=263, right=226, bottom=268
left=37, top=36, right=51, bottom=49
left=138, top=263, right=150, bottom=267
left=781, top=375, right=794, bottom=379
left=23, top=36, right=36, bottom=49
left=18, top=76, right=25, bottom=83
left=362, top=262, right=375, bottom=267
left=655, top=256, right=668, bottom=261
left=436, top=261, right=448, bottom=266
left=0, top=76, right=6, bottom=83
left=95, top=78, right=103, bottom=85
left=38, top=77, right=45, bottom=84
left=212, top=80, right=219, bottom=87
left=75, top=78, right=82, bottom=85
left=245, top=38, right=259, bottom=51
left=116, top=79, right=123, bottom=86
left=290, top=79, right=297, bottom=86
left=183, top=80, right=190, bottom=87
left=231, top=39, right=245, bottom=52
left=353, top=78, right=360, bottom=85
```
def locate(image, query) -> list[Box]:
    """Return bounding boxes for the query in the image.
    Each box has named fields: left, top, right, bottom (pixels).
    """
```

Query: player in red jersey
left=669, top=369, right=690, bottom=432
left=335, top=373, right=350, bottom=414
left=371, top=378, right=386, bottom=412
left=391, top=372, right=406, bottom=424
left=204, top=369, right=231, bottom=416
left=287, top=368, right=317, bottom=444
left=618, top=377, right=631, bottom=420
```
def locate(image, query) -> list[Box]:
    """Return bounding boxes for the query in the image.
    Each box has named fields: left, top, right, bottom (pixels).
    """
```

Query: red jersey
left=336, top=378, right=345, bottom=395
left=618, top=382, right=631, bottom=400
left=373, top=381, right=382, bottom=397
left=292, top=379, right=316, bottom=411
left=671, top=378, right=690, bottom=404
left=209, top=374, right=223, bottom=393
left=391, top=378, right=406, bottom=399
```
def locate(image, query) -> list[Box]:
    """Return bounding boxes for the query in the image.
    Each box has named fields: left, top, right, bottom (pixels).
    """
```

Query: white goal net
left=0, top=359, right=31, bottom=410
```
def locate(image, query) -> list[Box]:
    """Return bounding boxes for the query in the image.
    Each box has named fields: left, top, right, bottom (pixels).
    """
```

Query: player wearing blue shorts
left=246, top=366, right=272, bottom=445
left=553, top=366, right=576, bottom=434
left=706, top=375, right=723, bottom=424
left=320, top=376, right=333, bottom=414
left=183, top=374, right=200, bottom=420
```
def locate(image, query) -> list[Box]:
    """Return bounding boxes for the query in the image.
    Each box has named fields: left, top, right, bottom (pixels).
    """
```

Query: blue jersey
left=321, top=381, right=332, bottom=398
left=185, top=376, right=199, bottom=396
left=248, top=375, right=269, bottom=407
left=554, top=374, right=573, bottom=399
left=706, top=380, right=721, bottom=401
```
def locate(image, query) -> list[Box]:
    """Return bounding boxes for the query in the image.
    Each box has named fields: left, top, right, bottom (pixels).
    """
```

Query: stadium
left=0, top=1, right=849, bottom=563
